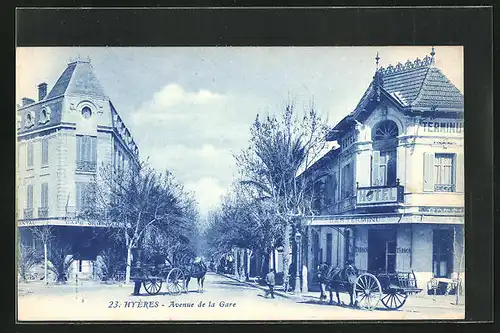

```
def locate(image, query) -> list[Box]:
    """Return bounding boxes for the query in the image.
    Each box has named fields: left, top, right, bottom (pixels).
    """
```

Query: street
left=17, top=272, right=464, bottom=321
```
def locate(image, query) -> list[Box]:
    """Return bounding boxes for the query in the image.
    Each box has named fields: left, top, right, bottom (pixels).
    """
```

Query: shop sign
left=355, top=247, right=368, bottom=253
left=356, top=185, right=404, bottom=205
left=420, top=120, right=463, bottom=134
left=418, top=206, right=464, bottom=215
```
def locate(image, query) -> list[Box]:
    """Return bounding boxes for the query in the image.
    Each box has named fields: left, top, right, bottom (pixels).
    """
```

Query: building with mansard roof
left=17, top=58, right=140, bottom=280
left=301, top=49, right=464, bottom=296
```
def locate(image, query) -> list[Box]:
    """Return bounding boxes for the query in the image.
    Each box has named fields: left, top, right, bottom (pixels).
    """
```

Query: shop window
left=433, top=229, right=454, bottom=278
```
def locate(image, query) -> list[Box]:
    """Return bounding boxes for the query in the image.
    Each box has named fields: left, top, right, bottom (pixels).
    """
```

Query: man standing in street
left=264, top=268, right=275, bottom=299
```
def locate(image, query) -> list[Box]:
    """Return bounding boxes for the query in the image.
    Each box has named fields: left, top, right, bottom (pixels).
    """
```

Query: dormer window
left=25, top=111, right=35, bottom=128
left=81, top=106, right=92, bottom=119
left=39, top=107, right=51, bottom=124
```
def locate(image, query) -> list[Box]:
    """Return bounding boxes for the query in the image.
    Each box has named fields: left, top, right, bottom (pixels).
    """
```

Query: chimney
left=21, top=97, right=35, bottom=106
left=38, top=82, right=48, bottom=101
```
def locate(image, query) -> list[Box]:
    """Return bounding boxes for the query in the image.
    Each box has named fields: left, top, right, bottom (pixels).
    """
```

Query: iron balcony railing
left=38, top=207, right=49, bottom=218
left=435, top=184, right=455, bottom=192
left=76, top=160, right=97, bottom=173
left=23, top=208, right=33, bottom=219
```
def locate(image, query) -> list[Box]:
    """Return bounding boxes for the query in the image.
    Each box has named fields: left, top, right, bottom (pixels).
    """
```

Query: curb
left=216, top=273, right=298, bottom=300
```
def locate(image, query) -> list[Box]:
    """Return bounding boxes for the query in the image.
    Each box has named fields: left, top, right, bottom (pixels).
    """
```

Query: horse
left=317, top=260, right=359, bottom=307
left=182, top=258, right=208, bottom=293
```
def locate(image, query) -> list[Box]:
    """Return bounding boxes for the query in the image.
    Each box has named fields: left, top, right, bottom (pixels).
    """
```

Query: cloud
left=132, top=84, right=226, bottom=124
left=185, top=177, right=227, bottom=217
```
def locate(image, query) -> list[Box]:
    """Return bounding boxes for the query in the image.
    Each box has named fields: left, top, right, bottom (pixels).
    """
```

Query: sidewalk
left=217, top=273, right=465, bottom=310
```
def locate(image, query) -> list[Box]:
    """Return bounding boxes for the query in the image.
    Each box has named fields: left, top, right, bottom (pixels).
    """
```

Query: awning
left=307, top=213, right=464, bottom=226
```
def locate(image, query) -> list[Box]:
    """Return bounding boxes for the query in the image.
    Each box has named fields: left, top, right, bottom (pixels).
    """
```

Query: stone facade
left=17, top=59, right=140, bottom=280
left=303, top=52, right=465, bottom=293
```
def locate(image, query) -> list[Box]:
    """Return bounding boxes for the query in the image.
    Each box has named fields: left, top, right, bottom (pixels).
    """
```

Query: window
left=371, top=150, right=397, bottom=186
left=341, top=163, right=353, bottom=199
left=39, top=183, right=49, bottom=218
left=26, top=185, right=33, bottom=209
left=423, top=153, right=458, bottom=192
left=27, top=142, right=34, bottom=168
left=434, top=154, right=455, bottom=192
left=81, top=106, right=92, bottom=119
left=25, top=111, right=35, bottom=128
left=371, top=120, right=398, bottom=187
left=24, top=184, right=34, bottom=219
left=76, top=135, right=97, bottom=172
left=41, top=138, right=49, bottom=166
left=433, top=229, right=454, bottom=278
left=40, top=183, right=48, bottom=207
left=75, top=182, right=91, bottom=213
left=39, top=107, right=51, bottom=124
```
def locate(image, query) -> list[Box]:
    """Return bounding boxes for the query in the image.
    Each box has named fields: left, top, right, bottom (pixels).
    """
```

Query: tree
left=17, top=241, right=41, bottom=282
left=203, top=181, right=282, bottom=277
left=235, top=102, right=329, bottom=291
left=31, top=225, right=54, bottom=285
left=83, top=162, right=198, bottom=284
left=48, top=240, right=74, bottom=283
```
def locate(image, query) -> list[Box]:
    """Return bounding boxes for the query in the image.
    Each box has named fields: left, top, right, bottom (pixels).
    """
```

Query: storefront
left=306, top=212, right=464, bottom=290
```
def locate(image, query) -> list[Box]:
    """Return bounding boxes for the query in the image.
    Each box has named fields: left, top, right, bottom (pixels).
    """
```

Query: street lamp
left=294, top=231, right=302, bottom=294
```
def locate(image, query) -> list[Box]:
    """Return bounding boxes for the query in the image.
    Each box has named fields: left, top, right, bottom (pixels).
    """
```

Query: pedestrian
left=264, top=268, right=276, bottom=299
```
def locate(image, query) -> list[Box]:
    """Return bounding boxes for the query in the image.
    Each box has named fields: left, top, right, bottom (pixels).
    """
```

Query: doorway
left=368, top=228, right=397, bottom=273
left=433, top=229, right=454, bottom=278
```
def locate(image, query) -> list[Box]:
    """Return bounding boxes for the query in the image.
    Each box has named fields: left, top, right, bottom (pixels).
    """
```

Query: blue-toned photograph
left=16, top=46, right=464, bottom=321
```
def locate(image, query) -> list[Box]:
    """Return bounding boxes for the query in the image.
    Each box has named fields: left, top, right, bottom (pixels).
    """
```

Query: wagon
left=130, top=249, right=187, bottom=296
left=349, top=270, right=422, bottom=310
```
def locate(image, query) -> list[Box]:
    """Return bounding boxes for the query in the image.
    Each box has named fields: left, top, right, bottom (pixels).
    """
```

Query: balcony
left=38, top=207, right=49, bottom=218
left=23, top=208, right=33, bottom=219
left=356, top=183, right=404, bottom=206
left=435, top=184, right=455, bottom=192
left=76, top=161, right=97, bottom=173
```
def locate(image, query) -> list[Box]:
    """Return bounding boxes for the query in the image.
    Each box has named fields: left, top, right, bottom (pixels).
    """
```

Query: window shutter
left=76, top=136, right=82, bottom=162
left=43, top=183, right=49, bottom=207
left=371, top=150, right=380, bottom=186
left=455, top=153, right=464, bottom=192
left=76, top=183, right=82, bottom=212
left=91, top=137, right=97, bottom=164
left=26, top=185, right=33, bottom=208
left=423, top=152, right=435, bottom=192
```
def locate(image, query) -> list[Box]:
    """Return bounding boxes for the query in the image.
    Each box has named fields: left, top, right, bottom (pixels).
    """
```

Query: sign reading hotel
left=356, top=186, right=403, bottom=205
left=420, top=120, right=463, bottom=133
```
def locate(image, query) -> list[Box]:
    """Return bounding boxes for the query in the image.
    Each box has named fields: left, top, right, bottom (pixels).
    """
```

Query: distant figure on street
left=264, top=268, right=276, bottom=299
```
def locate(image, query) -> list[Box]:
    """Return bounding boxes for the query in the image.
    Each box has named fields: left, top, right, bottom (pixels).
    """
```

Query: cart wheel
left=353, top=273, right=382, bottom=310
left=143, top=278, right=162, bottom=295
left=166, top=268, right=185, bottom=295
left=381, top=290, right=408, bottom=310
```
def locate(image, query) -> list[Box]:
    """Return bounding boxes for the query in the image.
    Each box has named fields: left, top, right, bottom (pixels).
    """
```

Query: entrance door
left=368, top=229, right=397, bottom=273
left=433, top=229, right=454, bottom=278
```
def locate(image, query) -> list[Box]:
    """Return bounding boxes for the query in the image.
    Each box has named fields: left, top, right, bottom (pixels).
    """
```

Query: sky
left=16, top=46, right=463, bottom=217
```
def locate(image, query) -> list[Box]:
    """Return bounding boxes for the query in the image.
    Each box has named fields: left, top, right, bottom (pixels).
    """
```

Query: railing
left=435, top=184, right=455, bottom=192
left=76, top=161, right=97, bottom=172
left=38, top=207, right=49, bottom=218
left=23, top=208, right=33, bottom=219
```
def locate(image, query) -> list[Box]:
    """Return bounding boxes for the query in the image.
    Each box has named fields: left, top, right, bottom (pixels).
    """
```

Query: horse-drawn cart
left=352, top=271, right=422, bottom=310
left=319, top=262, right=422, bottom=311
left=130, top=249, right=186, bottom=296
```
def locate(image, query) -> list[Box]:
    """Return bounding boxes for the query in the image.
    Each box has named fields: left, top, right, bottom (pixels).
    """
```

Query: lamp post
left=294, top=231, right=302, bottom=294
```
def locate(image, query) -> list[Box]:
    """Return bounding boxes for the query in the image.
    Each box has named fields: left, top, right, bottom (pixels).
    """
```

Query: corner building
left=303, top=53, right=464, bottom=292
left=17, top=59, right=140, bottom=280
